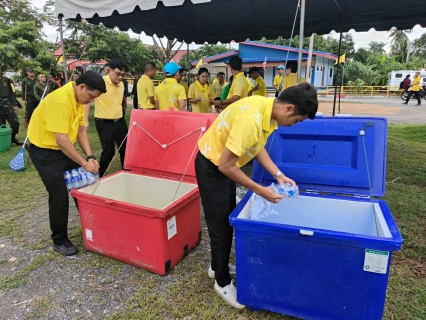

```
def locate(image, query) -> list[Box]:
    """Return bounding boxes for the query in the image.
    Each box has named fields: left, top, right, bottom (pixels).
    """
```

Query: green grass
left=0, top=105, right=425, bottom=319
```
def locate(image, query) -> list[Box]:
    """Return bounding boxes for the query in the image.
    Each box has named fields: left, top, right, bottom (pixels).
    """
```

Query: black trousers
left=95, top=118, right=128, bottom=177
left=195, top=152, right=236, bottom=287
left=405, top=91, right=421, bottom=105
left=29, top=144, right=80, bottom=244
left=26, top=96, right=39, bottom=124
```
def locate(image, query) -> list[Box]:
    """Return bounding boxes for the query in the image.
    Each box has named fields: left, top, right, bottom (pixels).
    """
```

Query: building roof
left=191, top=50, right=239, bottom=66
left=171, top=50, right=187, bottom=63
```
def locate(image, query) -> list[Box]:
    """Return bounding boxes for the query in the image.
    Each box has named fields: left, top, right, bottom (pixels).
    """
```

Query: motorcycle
left=401, top=85, right=426, bottom=101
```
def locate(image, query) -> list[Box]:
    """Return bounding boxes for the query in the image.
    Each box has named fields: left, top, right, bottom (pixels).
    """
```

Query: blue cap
left=164, top=62, right=182, bottom=76
left=277, top=65, right=285, bottom=70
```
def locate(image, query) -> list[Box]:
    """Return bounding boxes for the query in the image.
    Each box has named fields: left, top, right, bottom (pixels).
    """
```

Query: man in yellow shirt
left=154, top=62, right=187, bottom=111
left=249, top=67, right=267, bottom=97
left=212, top=56, right=248, bottom=109
left=196, top=82, right=318, bottom=309
left=137, top=62, right=157, bottom=109
left=94, top=59, right=128, bottom=177
left=28, top=71, right=105, bottom=256
left=273, top=65, right=284, bottom=97
left=403, top=71, right=422, bottom=106
left=283, top=61, right=306, bottom=91
left=211, top=72, right=227, bottom=100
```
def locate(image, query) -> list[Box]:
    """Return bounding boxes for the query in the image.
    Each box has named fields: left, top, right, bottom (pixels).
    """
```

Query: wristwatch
left=86, top=155, right=96, bottom=161
left=273, top=170, right=283, bottom=179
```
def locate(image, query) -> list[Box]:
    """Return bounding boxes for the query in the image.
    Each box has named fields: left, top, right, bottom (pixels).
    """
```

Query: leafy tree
left=353, top=48, right=370, bottom=64
left=412, top=33, right=426, bottom=60
left=342, top=61, right=378, bottom=85
left=179, top=44, right=229, bottom=70
left=389, top=28, right=410, bottom=63
left=368, top=41, right=386, bottom=55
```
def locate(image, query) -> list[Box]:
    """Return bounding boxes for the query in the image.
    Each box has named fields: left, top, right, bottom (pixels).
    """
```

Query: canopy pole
left=59, top=15, right=68, bottom=83
left=297, top=0, right=306, bottom=84
left=306, top=34, right=315, bottom=83
left=332, top=28, right=343, bottom=116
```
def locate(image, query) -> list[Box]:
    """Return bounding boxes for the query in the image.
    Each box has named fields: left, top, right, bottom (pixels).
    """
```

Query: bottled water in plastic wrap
left=249, top=183, right=299, bottom=221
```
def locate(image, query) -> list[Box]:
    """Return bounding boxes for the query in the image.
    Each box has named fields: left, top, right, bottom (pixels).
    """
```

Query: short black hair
left=144, top=62, right=156, bottom=72
left=249, top=66, right=259, bottom=74
left=108, top=59, right=126, bottom=72
left=181, top=68, right=189, bottom=72
left=217, top=72, right=225, bottom=76
left=76, top=71, right=107, bottom=93
left=229, top=75, right=234, bottom=86
left=229, top=56, right=242, bottom=71
left=277, top=82, right=318, bottom=120
left=286, top=61, right=298, bottom=73
left=406, top=74, right=410, bottom=78
left=198, top=67, right=209, bottom=76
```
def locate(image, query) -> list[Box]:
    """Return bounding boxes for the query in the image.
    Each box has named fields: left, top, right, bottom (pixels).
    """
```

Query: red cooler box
left=71, top=110, right=216, bottom=275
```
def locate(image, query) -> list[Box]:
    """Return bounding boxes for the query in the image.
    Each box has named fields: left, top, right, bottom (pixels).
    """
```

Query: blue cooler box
left=229, top=117, right=403, bottom=320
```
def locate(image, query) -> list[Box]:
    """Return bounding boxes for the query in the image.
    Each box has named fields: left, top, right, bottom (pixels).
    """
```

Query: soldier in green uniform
left=21, top=67, right=38, bottom=124
left=0, top=68, right=23, bottom=145
left=49, top=74, right=59, bottom=92
left=34, top=74, right=50, bottom=102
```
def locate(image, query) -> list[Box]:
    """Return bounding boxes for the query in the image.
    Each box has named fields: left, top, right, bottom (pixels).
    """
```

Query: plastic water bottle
left=64, top=171, right=73, bottom=191
left=85, top=171, right=99, bottom=185
left=71, top=169, right=81, bottom=188
left=269, top=183, right=299, bottom=199
left=78, top=167, right=88, bottom=187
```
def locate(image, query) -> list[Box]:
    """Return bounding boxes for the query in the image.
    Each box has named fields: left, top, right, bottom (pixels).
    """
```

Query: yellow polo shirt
left=273, top=74, right=283, bottom=90
left=212, top=81, right=228, bottom=99
left=198, top=96, right=278, bottom=167
left=283, top=73, right=306, bottom=90
left=412, top=76, right=421, bottom=91
left=188, top=82, right=214, bottom=113
left=154, top=78, right=186, bottom=111
left=28, top=82, right=84, bottom=150
left=227, top=72, right=249, bottom=99
left=137, top=74, right=155, bottom=109
left=181, top=80, right=189, bottom=97
left=246, top=78, right=253, bottom=92
left=95, top=75, right=124, bottom=119
left=254, top=76, right=266, bottom=97
left=213, top=78, right=219, bottom=83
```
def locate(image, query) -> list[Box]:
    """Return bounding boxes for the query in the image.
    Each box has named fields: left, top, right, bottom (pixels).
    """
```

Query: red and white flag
left=263, top=56, right=267, bottom=70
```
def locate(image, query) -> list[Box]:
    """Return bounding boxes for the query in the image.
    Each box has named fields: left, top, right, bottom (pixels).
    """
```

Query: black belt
left=95, top=117, right=122, bottom=122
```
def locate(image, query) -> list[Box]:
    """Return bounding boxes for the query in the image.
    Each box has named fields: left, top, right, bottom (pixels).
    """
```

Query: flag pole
left=332, top=28, right=343, bottom=117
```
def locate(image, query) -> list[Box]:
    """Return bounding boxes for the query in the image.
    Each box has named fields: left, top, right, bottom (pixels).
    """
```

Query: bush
left=343, top=61, right=378, bottom=85
left=15, top=89, right=22, bottom=97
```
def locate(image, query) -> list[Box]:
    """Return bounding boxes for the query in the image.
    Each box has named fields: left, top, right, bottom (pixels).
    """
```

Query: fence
left=317, top=86, right=403, bottom=97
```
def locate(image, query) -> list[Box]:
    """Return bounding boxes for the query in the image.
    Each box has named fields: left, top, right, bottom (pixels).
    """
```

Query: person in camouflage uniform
left=34, top=74, right=50, bottom=102
left=21, top=67, right=38, bottom=124
left=48, top=74, right=59, bottom=93
left=0, top=68, right=23, bottom=145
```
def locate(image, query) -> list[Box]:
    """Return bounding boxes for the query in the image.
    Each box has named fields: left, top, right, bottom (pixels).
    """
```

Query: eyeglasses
left=111, top=69, right=125, bottom=78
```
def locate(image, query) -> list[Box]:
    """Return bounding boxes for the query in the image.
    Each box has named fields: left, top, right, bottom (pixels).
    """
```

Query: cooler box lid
left=124, top=109, right=217, bottom=182
left=253, top=117, right=387, bottom=197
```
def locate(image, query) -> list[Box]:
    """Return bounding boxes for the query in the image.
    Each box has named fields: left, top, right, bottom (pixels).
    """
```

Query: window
left=329, top=68, right=333, bottom=78
left=395, top=73, right=403, bottom=78
left=423, top=77, right=426, bottom=83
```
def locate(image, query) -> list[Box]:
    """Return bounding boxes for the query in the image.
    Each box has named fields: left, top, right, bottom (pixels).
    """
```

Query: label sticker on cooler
left=85, top=229, right=93, bottom=241
left=167, top=216, right=177, bottom=240
left=363, top=249, right=389, bottom=274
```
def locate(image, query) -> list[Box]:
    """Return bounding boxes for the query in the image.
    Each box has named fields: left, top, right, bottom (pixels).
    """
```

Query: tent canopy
left=55, top=0, right=426, bottom=44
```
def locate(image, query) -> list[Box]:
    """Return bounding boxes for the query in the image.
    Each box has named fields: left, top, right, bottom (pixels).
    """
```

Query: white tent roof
left=55, top=0, right=210, bottom=19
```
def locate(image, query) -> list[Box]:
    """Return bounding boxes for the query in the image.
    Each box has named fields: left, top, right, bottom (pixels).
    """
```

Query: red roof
left=171, top=50, right=187, bottom=63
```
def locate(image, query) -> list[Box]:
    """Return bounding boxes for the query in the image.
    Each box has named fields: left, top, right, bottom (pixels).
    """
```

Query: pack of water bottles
left=64, top=167, right=99, bottom=191
left=249, top=183, right=299, bottom=221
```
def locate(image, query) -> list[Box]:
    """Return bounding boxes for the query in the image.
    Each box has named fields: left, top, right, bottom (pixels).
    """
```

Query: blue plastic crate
left=230, top=117, right=403, bottom=320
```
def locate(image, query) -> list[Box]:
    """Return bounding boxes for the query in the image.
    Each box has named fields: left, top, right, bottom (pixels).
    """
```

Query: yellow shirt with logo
left=188, top=82, right=214, bottom=113
left=273, top=74, right=283, bottom=88
left=28, top=82, right=84, bottom=150
left=198, top=96, right=278, bottom=167
left=154, top=78, right=187, bottom=111
left=412, top=76, right=421, bottom=91
left=246, top=78, right=253, bottom=92
left=95, top=75, right=124, bottom=119
left=254, top=76, right=267, bottom=97
left=283, top=73, right=306, bottom=90
left=137, top=74, right=155, bottom=109
left=227, top=72, right=249, bottom=99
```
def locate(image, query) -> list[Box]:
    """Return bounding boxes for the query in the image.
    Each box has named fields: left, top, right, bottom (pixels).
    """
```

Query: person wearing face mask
left=27, top=71, right=105, bottom=256
left=188, top=67, right=214, bottom=113
left=94, top=59, right=129, bottom=177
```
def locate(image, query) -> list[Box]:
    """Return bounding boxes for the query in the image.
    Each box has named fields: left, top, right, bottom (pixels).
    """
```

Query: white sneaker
left=214, top=280, right=245, bottom=309
left=208, top=264, right=236, bottom=278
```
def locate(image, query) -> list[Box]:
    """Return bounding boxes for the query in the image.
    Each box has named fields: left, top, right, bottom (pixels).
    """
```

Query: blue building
left=192, top=41, right=337, bottom=88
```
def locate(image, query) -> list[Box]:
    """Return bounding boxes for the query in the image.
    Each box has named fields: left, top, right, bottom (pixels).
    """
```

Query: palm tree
left=388, top=28, right=410, bottom=63
left=368, top=41, right=386, bottom=55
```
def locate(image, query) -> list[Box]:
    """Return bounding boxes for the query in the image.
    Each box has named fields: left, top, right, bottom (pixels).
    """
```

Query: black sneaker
left=11, top=138, right=24, bottom=146
left=415, top=103, right=421, bottom=106
left=402, top=102, right=408, bottom=105
left=53, top=240, right=79, bottom=256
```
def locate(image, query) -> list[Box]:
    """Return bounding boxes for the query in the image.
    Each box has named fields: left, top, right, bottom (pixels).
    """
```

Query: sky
left=33, top=0, right=426, bottom=53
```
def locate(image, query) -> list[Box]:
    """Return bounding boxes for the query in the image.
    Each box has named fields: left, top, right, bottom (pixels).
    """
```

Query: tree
left=389, top=28, right=410, bottom=63
left=179, top=44, right=229, bottom=70
left=353, top=48, right=370, bottom=64
left=342, top=60, right=378, bottom=85
left=412, top=33, right=426, bottom=60
left=368, top=41, right=386, bottom=55
left=64, top=21, right=159, bottom=73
